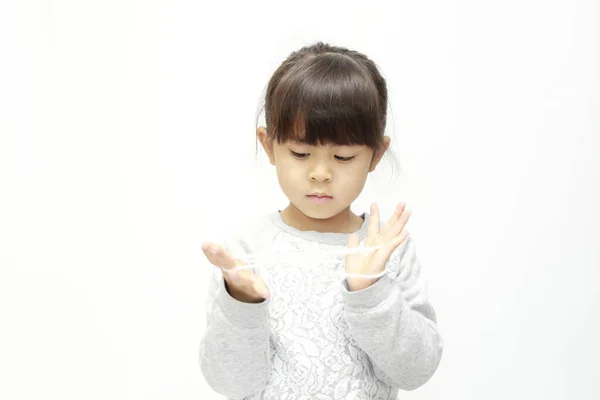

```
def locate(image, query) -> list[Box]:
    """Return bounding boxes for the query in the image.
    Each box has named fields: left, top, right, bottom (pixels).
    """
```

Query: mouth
left=307, top=194, right=333, bottom=203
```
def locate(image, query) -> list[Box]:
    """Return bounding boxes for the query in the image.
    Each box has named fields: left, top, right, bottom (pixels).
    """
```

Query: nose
left=309, top=161, right=333, bottom=183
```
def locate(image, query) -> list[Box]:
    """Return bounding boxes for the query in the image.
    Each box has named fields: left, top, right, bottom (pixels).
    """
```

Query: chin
left=296, top=202, right=343, bottom=220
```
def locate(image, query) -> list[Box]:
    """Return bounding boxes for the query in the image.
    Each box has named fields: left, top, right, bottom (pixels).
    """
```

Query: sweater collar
left=268, top=210, right=370, bottom=245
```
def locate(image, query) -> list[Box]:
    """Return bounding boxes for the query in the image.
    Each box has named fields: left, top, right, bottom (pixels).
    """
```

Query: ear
left=257, top=126, right=276, bottom=165
left=368, top=136, right=391, bottom=172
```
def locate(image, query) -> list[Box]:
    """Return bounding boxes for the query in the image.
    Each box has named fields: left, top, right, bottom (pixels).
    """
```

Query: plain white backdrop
left=1, top=0, right=598, bottom=399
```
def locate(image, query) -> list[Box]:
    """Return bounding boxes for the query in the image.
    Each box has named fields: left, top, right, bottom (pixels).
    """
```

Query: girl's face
left=258, top=127, right=389, bottom=223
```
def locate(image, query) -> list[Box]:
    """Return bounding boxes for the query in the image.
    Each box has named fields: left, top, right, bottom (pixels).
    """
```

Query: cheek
left=331, top=169, right=366, bottom=200
left=275, top=164, right=300, bottom=192
left=345, top=174, right=368, bottom=196
left=339, top=165, right=369, bottom=185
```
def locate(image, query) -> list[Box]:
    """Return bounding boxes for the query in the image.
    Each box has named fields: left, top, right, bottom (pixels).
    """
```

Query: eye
left=335, top=155, right=355, bottom=162
left=290, top=150, right=309, bottom=159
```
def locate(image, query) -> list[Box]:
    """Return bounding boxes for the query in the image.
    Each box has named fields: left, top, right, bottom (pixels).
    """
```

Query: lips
left=308, top=193, right=332, bottom=198
left=307, top=194, right=333, bottom=204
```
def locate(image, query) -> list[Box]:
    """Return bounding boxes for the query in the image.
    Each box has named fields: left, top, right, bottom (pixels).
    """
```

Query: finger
left=202, top=242, right=223, bottom=267
left=386, top=208, right=411, bottom=242
left=380, top=203, right=405, bottom=239
left=348, top=232, right=360, bottom=249
left=223, top=267, right=241, bottom=283
left=203, top=243, right=259, bottom=292
left=367, top=203, right=380, bottom=246
left=390, top=229, right=409, bottom=249
left=223, top=264, right=258, bottom=290
left=202, top=243, right=238, bottom=270
left=202, top=247, right=239, bottom=283
left=214, top=249, right=248, bottom=283
left=378, top=226, right=409, bottom=263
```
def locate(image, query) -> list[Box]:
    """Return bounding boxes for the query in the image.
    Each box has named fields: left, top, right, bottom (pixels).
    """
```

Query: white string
left=232, top=244, right=383, bottom=263
left=220, top=244, right=387, bottom=280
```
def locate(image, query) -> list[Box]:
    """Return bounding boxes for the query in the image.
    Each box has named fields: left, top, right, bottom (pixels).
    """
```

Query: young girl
left=200, top=42, right=443, bottom=399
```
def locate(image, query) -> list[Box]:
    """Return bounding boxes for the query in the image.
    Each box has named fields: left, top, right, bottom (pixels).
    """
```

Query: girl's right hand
left=202, top=242, right=270, bottom=303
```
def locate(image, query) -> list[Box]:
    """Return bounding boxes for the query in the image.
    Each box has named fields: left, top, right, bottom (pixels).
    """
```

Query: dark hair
left=255, top=42, right=398, bottom=174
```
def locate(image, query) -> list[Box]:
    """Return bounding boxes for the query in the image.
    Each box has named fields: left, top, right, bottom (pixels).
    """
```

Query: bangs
left=266, top=53, right=385, bottom=148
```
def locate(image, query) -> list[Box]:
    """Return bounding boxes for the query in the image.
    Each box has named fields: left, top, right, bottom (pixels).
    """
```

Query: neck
left=279, top=203, right=364, bottom=234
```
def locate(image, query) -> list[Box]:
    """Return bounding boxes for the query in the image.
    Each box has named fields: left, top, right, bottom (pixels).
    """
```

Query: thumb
left=252, top=279, right=271, bottom=299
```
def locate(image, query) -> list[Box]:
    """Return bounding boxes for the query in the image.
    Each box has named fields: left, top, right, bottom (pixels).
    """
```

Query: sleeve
left=340, top=235, right=444, bottom=391
left=199, top=238, right=272, bottom=399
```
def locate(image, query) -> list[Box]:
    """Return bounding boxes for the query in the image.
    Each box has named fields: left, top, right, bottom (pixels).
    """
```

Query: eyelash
left=290, top=150, right=355, bottom=162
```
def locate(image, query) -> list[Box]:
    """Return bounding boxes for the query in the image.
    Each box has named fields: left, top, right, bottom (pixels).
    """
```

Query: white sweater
left=200, top=210, right=443, bottom=399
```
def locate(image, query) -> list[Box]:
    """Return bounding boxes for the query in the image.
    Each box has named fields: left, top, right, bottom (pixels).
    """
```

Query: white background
left=1, top=0, right=598, bottom=399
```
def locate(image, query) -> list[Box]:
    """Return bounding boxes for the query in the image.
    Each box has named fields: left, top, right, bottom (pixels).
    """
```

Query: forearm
left=200, top=277, right=271, bottom=398
left=342, top=274, right=443, bottom=390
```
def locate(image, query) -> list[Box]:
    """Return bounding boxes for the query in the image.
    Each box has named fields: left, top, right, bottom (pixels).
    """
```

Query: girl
left=200, top=42, right=443, bottom=399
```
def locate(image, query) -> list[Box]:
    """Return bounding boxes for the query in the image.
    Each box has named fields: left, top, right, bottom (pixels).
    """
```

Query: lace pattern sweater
left=200, top=210, right=443, bottom=399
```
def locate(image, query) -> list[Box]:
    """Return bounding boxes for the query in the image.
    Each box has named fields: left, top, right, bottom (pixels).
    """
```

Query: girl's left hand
left=345, top=202, right=411, bottom=292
